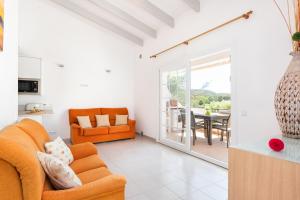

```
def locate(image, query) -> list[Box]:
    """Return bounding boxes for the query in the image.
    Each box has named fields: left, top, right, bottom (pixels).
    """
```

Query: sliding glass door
left=160, top=66, right=190, bottom=150
left=189, top=52, right=231, bottom=166
left=158, top=50, right=231, bottom=168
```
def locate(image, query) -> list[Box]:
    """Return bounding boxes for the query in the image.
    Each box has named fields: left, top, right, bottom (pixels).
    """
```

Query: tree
left=167, top=74, right=185, bottom=106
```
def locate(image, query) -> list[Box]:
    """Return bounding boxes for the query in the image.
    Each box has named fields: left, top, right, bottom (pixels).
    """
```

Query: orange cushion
left=109, top=125, right=130, bottom=134
left=70, top=155, right=107, bottom=174
left=77, top=167, right=112, bottom=184
left=83, top=127, right=109, bottom=136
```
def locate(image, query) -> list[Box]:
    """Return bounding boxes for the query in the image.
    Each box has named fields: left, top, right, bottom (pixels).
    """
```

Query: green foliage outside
left=203, top=100, right=231, bottom=113
left=191, top=89, right=231, bottom=111
left=167, top=74, right=186, bottom=106
left=167, top=74, right=231, bottom=112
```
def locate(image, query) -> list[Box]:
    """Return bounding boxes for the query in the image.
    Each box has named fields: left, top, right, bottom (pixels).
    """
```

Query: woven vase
left=275, top=52, right=300, bottom=138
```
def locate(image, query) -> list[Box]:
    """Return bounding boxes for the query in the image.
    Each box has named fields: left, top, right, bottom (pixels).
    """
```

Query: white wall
left=0, top=0, right=18, bottom=128
left=19, top=0, right=140, bottom=138
left=135, top=0, right=292, bottom=145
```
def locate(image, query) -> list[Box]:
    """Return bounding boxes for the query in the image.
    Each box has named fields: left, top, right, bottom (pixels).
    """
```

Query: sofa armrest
left=70, top=123, right=83, bottom=136
left=42, top=175, right=126, bottom=200
left=71, top=124, right=83, bottom=135
left=69, top=142, right=98, bottom=160
left=128, top=119, right=136, bottom=131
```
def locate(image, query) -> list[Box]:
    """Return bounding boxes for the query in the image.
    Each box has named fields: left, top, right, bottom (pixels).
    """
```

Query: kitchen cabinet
left=18, top=56, right=41, bottom=79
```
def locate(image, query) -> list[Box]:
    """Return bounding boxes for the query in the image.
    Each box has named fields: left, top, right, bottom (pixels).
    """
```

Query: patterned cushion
left=115, top=115, right=128, bottom=125
left=45, top=137, right=74, bottom=165
left=95, top=115, right=110, bottom=127
left=37, top=152, right=82, bottom=190
left=77, top=116, right=92, bottom=128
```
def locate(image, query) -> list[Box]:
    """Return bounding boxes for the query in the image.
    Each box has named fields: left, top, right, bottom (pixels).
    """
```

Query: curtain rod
left=150, top=10, right=253, bottom=59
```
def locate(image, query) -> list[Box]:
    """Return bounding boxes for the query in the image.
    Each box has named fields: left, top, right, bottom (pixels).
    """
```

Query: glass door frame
left=158, top=57, right=229, bottom=169
left=158, top=60, right=191, bottom=153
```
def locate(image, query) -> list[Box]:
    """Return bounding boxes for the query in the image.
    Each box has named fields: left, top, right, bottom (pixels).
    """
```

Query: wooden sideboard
left=229, top=143, right=300, bottom=200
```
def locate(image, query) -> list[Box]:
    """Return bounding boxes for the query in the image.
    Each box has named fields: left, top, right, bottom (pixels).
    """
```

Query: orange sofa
left=69, top=108, right=136, bottom=144
left=0, top=119, right=126, bottom=200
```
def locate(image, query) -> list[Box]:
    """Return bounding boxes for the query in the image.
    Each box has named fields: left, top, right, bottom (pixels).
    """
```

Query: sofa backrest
left=0, top=120, right=48, bottom=200
left=16, top=118, right=51, bottom=152
left=69, top=108, right=102, bottom=127
left=69, top=108, right=129, bottom=126
left=101, top=108, right=128, bottom=126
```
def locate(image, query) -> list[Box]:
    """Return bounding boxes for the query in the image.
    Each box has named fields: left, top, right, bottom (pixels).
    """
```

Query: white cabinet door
left=18, top=57, right=41, bottom=79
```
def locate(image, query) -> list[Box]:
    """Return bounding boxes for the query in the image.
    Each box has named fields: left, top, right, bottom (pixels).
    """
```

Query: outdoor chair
left=179, top=109, right=205, bottom=145
left=212, top=114, right=231, bottom=147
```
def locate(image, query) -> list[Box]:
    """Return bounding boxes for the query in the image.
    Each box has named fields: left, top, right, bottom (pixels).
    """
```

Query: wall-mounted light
left=57, top=64, right=64, bottom=68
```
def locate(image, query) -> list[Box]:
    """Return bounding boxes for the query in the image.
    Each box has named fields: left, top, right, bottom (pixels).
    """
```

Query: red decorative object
left=268, top=138, right=285, bottom=152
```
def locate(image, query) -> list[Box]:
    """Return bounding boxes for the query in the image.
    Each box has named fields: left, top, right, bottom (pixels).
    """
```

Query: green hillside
left=191, top=89, right=231, bottom=109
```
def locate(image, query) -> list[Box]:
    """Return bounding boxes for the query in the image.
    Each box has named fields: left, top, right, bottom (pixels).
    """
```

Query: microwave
left=18, top=78, right=41, bottom=95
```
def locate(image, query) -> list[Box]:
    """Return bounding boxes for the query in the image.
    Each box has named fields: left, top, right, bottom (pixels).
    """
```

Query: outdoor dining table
left=194, top=112, right=230, bottom=145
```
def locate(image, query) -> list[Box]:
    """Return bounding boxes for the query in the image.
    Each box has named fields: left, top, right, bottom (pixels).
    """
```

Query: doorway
left=159, top=50, right=231, bottom=167
left=160, top=65, right=189, bottom=151
left=189, top=53, right=231, bottom=164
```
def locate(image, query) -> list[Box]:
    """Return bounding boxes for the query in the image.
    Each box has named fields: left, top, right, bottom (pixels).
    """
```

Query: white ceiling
left=50, top=0, right=200, bottom=46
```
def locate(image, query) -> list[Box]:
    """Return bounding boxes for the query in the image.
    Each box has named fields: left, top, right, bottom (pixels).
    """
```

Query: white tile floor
left=96, top=135, right=228, bottom=200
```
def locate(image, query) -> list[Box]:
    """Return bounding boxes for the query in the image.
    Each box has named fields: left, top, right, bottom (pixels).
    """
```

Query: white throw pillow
left=45, top=137, right=74, bottom=165
left=115, top=115, right=128, bottom=125
left=77, top=116, right=92, bottom=128
left=96, top=115, right=110, bottom=127
left=37, top=152, right=82, bottom=190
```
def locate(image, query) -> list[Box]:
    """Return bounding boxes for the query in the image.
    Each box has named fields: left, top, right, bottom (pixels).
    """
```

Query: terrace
left=162, top=60, right=231, bottom=163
